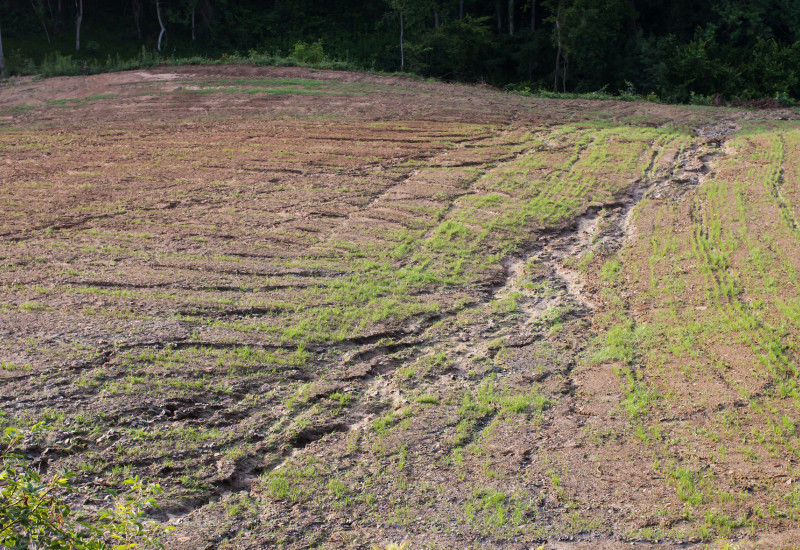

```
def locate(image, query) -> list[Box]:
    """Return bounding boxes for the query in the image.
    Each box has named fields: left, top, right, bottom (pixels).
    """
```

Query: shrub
left=291, top=40, right=326, bottom=65
left=775, top=91, right=796, bottom=106
left=0, top=426, right=169, bottom=549
left=6, top=49, right=38, bottom=75
left=39, top=52, right=83, bottom=77
left=689, top=91, right=713, bottom=106
left=617, top=80, right=640, bottom=101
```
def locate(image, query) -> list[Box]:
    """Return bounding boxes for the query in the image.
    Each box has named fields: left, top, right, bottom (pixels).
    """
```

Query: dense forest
left=1, top=0, right=800, bottom=102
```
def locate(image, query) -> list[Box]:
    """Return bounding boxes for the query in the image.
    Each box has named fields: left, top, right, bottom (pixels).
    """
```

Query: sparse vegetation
left=1, top=66, right=799, bottom=548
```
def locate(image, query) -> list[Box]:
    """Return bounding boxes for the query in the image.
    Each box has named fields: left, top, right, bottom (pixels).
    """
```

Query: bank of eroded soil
left=1, top=66, right=800, bottom=549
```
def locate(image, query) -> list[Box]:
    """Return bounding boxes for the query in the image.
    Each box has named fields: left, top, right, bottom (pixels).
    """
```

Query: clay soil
left=2, top=66, right=800, bottom=549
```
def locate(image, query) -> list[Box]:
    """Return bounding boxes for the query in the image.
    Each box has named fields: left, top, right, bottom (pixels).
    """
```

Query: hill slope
left=1, top=67, right=800, bottom=548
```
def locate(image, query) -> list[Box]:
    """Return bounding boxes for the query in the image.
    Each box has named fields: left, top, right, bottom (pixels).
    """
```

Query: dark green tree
left=0, top=10, right=5, bottom=79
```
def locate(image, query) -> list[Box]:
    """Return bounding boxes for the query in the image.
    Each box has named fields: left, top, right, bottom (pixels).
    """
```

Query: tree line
left=1, top=0, right=799, bottom=102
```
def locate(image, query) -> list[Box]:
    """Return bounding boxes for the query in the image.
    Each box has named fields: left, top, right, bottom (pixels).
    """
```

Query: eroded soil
left=2, top=66, right=800, bottom=549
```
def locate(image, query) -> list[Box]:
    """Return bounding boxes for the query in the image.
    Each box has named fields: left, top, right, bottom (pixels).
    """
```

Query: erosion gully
left=193, top=122, right=736, bottom=548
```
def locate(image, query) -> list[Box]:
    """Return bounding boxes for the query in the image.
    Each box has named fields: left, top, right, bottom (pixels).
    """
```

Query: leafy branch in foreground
left=0, top=425, right=170, bottom=549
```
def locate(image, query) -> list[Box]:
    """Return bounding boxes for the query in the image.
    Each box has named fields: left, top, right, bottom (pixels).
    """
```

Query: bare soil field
left=2, top=65, right=800, bottom=549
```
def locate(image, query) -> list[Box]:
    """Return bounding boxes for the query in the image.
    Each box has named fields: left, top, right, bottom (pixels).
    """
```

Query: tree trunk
left=32, top=0, right=51, bottom=43
left=531, top=0, right=535, bottom=30
left=156, top=0, right=166, bottom=51
left=75, top=0, right=82, bottom=51
left=200, top=0, right=212, bottom=31
left=399, top=10, right=404, bottom=72
left=0, top=13, right=6, bottom=79
left=39, top=16, right=51, bottom=43
left=191, top=5, right=196, bottom=40
left=133, top=0, right=142, bottom=40
left=459, top=0, right=463, bottom=20
left=496, top=1, right=502, bottom=33
left=434, top=10, right=440, bottom=29
left=553, top=16, right=561, bottom=92
left=508, top=0, right=514, bottom=36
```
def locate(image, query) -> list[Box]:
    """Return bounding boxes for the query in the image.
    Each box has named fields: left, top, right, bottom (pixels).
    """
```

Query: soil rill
left=2, top=66, right=800, bottom=548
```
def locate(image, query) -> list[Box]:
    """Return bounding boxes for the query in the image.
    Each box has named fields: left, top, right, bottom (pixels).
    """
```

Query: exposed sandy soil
left=2, top=66, right=800, bottom=549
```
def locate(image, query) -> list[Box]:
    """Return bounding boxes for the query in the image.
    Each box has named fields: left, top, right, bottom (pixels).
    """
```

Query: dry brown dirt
left=2, top=65, right=800, bottom=549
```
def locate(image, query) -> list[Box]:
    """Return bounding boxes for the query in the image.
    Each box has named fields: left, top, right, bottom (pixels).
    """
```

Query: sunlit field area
left=2, top=66, right=800, bottom=548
